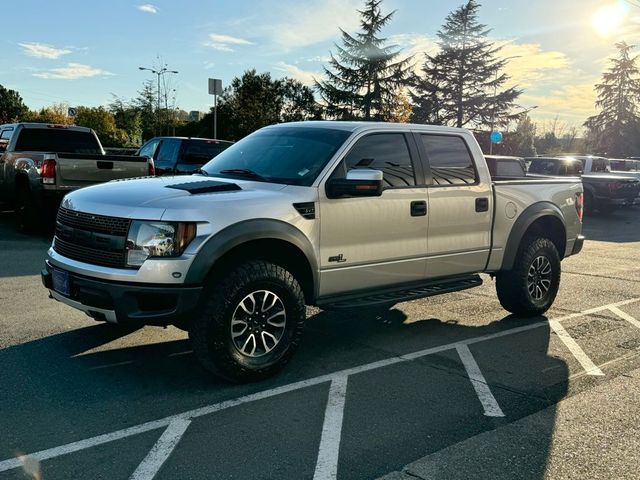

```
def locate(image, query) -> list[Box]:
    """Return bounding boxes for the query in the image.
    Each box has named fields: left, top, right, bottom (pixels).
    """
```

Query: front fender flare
left=185, top=219, right=318, bottom=291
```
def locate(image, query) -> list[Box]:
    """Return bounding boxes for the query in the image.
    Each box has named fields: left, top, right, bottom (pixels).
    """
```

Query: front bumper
left=42, top=261, right=202, bottom=326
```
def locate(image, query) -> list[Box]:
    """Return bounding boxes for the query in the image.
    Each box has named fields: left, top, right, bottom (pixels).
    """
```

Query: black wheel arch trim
left=500, top=201, right=566, bottom=271
left=185, top=219, right=319, bottom=296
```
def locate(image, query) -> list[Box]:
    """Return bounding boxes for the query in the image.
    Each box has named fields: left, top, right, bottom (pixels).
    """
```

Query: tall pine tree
left=316, top=0, right=412, bottom=121
left=411, top=0, right=520, bottom=129
left=584, top=42, right=640, bottom=157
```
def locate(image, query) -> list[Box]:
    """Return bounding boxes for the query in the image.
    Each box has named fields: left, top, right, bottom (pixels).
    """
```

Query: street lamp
left=489, top=55, right=521, bottom=154
left=138, top=65, right=178, bottom=136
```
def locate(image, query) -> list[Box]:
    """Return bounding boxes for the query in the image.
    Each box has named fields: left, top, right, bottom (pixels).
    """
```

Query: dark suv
left=137, top=137, right=233, bottom=176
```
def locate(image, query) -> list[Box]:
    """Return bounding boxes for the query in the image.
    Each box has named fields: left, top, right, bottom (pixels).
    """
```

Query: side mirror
left=326, top=169, right=384, bottom=199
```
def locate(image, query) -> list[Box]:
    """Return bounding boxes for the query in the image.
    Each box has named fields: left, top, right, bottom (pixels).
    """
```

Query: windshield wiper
left=194, top=168, right=209, bottom=176
left=218, top=169, right=267, bottom=181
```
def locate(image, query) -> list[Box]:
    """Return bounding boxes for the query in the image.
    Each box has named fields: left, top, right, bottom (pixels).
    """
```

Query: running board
left=317, top=275, right=483, bottom=309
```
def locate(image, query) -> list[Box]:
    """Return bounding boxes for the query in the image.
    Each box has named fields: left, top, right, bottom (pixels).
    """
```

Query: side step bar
left=317, top=274, right=483, bottom=309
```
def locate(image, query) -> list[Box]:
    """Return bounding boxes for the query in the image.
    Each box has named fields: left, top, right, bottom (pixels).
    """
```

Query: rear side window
left=528, top=160, right=559, bottom=175
left=138, top=139, right=161, bottom=159
left=14, top=128, right=101, bottom=154
left=155, top=139, right=182, bottom=169
left=181, top=140, right=231, bottom=165
left=341, top=133, right=416, bottom=187
left=592, top=158, right=609, bottom=172
left=420, top=135, right=476, bottom=185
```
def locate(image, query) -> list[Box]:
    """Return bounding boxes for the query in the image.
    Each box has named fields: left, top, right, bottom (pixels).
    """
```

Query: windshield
left=201, top=127, right=350, bottom=186
left=14, top=128, right=102, bottom=154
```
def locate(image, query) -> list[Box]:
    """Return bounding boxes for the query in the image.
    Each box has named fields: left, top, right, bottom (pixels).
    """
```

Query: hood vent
left=166, top=180, right=242, bottom=194
left=293, top=202, right=316, bottom=219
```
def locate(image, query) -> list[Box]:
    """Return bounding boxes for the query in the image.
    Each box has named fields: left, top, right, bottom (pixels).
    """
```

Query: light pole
left=139, top=65, right=178, bottom=136
left=489, top=55, right=521, bottom=154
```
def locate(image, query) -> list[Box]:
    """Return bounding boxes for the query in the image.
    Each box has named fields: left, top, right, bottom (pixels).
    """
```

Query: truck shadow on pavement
left=0, top=305, right=568, bottom=480
left=582, top=206, right=640, bottom=243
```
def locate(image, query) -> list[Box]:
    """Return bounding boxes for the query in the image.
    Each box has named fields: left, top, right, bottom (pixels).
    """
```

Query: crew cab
left=137, top=137, right=233, bottom=176
left=527, top=156, right=640, bottom=213
left=0, top=123, right=154, bottom=231
left=42, top=122, right=584, bottom=382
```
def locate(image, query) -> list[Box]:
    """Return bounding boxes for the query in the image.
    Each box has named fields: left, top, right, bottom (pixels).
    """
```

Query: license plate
left=52, top=269, right=71, bottom=297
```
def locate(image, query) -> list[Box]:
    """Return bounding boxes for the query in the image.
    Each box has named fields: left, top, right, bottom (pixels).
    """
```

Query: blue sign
left=490, top=130, right=503, bottom=144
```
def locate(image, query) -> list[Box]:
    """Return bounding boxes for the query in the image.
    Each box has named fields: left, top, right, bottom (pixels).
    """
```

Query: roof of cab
left=0, top=122, right=93, bottom=133
left=266, top=120, right=470, bottom=135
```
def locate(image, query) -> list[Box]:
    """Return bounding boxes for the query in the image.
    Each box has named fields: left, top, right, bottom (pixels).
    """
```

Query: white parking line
left=548, top=319, right=604, bottom=376
left=456, top=344, right=505, bottom=417
left=130, top=418, right=192, bottom=480
left=1, top=298, right=637, bottom=476
left=314, top=376, right=349, bottom=480
left=608, top=306, right=640, bottom=329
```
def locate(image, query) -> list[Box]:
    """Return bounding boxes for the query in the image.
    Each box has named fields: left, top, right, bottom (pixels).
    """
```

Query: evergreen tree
left=316, top=0, right=412, bottom=121
left=0, top=85, right=29, bottom=123
left=584, top=42, right=640, bottom=157
left=411, top=0, right=520, bottom=129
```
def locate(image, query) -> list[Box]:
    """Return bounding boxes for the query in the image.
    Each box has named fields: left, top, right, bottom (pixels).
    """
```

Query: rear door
left=318, top=131, right=429, bottom=297
left=416, top=133, right=492, bottom=278
left=0, top=127, right=14, bottom=185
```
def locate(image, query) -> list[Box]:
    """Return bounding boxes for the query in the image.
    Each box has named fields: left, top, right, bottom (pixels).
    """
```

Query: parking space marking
left=608, top=306, right=640, bottom=329
left=1, top=297, right=638, bottom=477
left=130, top=418, right=192, bottom=480
left=456, top=344, right=505, bottom=417
left=314, top=376, right=348, bottom=480
left=548, top=319, right=604, bottom=376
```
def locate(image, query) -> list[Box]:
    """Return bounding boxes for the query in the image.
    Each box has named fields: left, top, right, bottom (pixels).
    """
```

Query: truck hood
left=60, top=175, right=291, bottom=220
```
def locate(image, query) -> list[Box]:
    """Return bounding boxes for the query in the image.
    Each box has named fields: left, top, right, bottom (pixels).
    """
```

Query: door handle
left=476, top=197, right=489, bottom=212
left=410, top=200, right=427, bottom=217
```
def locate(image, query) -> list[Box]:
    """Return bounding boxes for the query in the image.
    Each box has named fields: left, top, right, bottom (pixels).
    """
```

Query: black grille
left=53, top=237, right=126, bottom=268
left=54, top=207, right=130, bottom=268
left=56, top=207, right=130, bottom=236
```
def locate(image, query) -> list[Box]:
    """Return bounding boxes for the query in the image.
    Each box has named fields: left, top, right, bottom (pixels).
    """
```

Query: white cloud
left=259, top=0, right=361, bottom=50
left=33, top=63, right=114, bottom=80
left=19, top=42, right=72, bottom=59
left=138, top=4, right=158, bottom=14
left=274, top=62, right=320, bottom=85
left=204, top=33, right=254, bottom=52
left=497, top=41, right=572, bottom=89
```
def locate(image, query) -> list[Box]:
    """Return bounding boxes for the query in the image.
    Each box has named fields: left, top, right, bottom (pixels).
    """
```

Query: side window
left=155, top=139, right=182, bottom=169
left=338, top=133, right=416, bottom=188
left=138, top=139, right=160, bottom=159
left=0, top=129, right=13, bottom=140
left=420, top=135, right=477, bottom=185
left=592, top=159, right=607, bottom=173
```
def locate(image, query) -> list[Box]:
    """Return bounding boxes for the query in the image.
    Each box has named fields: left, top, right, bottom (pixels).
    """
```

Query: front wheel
left=496, top=237, right=561, bottom=316
left=189, top=260, right=306, bottom=383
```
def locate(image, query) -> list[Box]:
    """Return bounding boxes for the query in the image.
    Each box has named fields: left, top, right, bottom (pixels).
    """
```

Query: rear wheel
left=189, top=260, right=306, bottom=383
left=496, top=236, right=561, bottom=316
left=15, top=186, right=39, bottom=233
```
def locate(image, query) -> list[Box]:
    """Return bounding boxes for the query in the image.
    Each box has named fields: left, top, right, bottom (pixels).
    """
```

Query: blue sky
left=2, top=0, right=638, bottom=127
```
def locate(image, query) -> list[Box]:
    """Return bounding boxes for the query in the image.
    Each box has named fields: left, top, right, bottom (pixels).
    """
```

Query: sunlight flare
left=591, top=2, right=628, bottom=37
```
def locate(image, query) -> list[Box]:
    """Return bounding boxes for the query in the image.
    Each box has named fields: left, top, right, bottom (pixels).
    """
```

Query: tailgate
left=56, top=154, right=149, bottom=187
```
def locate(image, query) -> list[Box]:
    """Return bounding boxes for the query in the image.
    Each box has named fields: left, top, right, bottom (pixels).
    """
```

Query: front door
left=318, top=132, right=429, bottom=297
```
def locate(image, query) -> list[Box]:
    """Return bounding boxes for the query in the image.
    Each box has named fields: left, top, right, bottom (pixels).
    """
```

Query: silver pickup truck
left=42, top=122, right=584, bottom=382
left=0, top=123, right=154, bottom=231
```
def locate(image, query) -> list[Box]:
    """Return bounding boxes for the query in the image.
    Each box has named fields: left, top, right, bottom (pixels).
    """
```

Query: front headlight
left=126, top=221, right=197, bottom=267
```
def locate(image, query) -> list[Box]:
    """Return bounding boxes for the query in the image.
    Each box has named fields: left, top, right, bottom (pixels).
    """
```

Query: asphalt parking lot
left=1, top=206, right=639, bottom=480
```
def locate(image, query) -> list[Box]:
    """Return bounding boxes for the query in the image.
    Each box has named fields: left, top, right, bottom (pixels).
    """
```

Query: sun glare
left=591, top=2, right=628, bottom=37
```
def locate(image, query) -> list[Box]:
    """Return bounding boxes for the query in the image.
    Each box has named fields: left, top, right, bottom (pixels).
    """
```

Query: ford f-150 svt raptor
left=42, top=122, right=584, bottom=382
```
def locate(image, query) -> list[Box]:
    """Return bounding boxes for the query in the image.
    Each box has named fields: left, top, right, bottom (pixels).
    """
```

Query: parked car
left=0, top=123, right=154, bottom=232
left=43, top=122, right=584, bottom=382
left=484, top=155, right=526, bottom=178
left=527, top=156, right=639, bottom=213
left=136, top=137, right=233, bottom=176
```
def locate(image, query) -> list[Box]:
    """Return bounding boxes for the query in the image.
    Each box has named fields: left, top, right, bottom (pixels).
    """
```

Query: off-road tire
left=496, top=236, right=561, bottom=316
left=189, top=260, right=306, bottom=383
